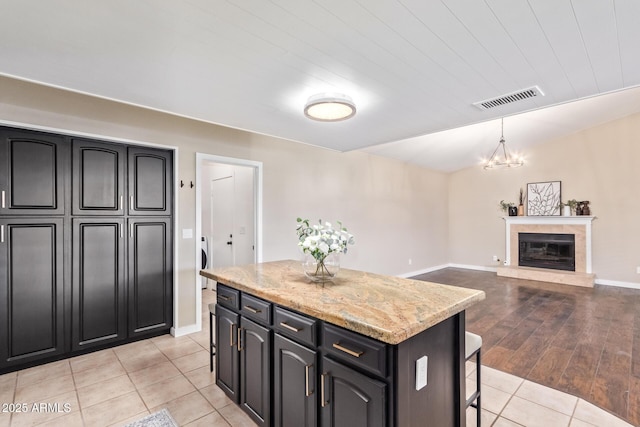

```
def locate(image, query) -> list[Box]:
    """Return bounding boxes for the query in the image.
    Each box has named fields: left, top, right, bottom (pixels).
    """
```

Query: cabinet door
left=274, top=334, right=317, bottom=427
left=216, top=304, right=240, bottom=402
left=127, top=218, right=172, bottom=337
left=127, top=147, right=172, bottom=216
left=0, top=127, right=67, bottom=216
left=72, top=218, right=126, bottom=351
left=0, top=218, right=65, bottom=369
left=240, top=317, right=271, bottom=427
left=320, top=356, right=386, bottom=427
left=72, top=139, right=126, bottom=215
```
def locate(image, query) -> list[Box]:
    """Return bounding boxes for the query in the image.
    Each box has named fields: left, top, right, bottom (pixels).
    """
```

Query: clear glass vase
left=302, top=252, right=340, bottom=282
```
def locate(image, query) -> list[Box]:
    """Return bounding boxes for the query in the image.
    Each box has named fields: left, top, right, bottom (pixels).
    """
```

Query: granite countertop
left=200, top=260, right=485, bottom=345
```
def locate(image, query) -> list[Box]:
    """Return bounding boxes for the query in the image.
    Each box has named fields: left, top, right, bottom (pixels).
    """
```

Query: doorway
left=195, top=153, right=263, bottom=332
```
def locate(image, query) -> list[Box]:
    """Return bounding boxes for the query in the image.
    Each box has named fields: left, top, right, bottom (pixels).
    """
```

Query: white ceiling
left=1, top=0, right=640, bottom=172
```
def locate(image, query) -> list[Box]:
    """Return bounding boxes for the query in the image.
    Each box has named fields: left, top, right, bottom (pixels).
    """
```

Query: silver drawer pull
left=130, top=195, right=134, bottom=210
left=321, top=373, right=328, bottom=407
left=305, top=364, right=313, bottom=396
left=244, top=305, right=261, bottom=314
left=218, top=295, right=231, bottom=301
left=279, top=322, right=301, bottom=332
left=1, top=225, right=4, bottom=243
left=333, top=342, right=364, bottom=358
left=1, top=190, right=5, bottom=208
left=120, top=195, right=123, bottom=210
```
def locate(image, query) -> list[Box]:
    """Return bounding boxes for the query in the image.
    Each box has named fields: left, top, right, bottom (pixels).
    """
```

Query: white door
left=210, top=175, right=235, bottom=268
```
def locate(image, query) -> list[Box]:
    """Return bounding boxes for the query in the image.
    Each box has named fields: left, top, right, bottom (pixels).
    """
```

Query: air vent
left=473, top=86, right=545, bottom=110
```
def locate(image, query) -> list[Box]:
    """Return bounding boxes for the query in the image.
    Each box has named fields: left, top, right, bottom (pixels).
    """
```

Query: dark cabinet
left=0, top=218, right=65, bottom=369
left=0, top=126, right=174, bottom=374
left=240, top=317, right=271, bottom=427
left=274, top=334, right=317, bottom=427
left=128, top=218, right=173, bottom=337
left=215, top=286, right=273, bottom=426
left=320, top=356, right=386, bottom=427
left=214, top=282, right=466, bottom=427
left=0, top=127, right=67, bottom=216
left=128, top=147, right=172, bottom=216
left=72, top=218, right=126, bottom=351
left=72, top=139, right=126, bottom=215
left=216, top=304, right=241, bottom=401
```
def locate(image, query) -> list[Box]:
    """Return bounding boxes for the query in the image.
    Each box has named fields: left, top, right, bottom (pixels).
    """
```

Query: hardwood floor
left=413, top=267, right=640, bottom=426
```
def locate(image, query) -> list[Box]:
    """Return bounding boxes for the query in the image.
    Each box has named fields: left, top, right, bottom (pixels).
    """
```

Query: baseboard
left=447, top=263, right=498, bottom=273
left=171, top=323, right=201, bottom=337
left=595, top=278, right=640, bottom=290
left=397, top=264, right=450, bottom=278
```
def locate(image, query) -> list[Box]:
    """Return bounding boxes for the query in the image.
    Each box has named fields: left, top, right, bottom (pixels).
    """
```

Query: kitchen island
left=201, top=260, right=484, bottom=427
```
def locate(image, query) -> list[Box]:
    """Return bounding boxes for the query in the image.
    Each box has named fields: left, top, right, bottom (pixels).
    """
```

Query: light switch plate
left=182, top=228, right=193, bottom=239
left=415, top=356, right=428, bottom=391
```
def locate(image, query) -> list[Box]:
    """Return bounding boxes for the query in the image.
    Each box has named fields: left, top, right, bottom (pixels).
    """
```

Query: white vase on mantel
left=563, top=205, right=572, bottom=216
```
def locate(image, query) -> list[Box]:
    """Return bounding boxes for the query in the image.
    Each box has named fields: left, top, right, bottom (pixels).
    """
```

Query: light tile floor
left=0, top=288, right=634, bottom=427
left=465, top=360, right=635, bottom=427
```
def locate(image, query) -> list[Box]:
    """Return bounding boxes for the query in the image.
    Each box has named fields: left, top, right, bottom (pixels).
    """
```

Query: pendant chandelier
left=483, top=118, right=524, bottom=169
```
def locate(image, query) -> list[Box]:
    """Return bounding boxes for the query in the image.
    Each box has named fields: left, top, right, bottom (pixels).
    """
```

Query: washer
left=201, top=236, right=209, bottom=289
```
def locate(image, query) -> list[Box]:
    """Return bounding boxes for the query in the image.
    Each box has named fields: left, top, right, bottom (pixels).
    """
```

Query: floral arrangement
left=296, top=218, right=355, bottom=260
left=296, top=218, right=355, bottom=281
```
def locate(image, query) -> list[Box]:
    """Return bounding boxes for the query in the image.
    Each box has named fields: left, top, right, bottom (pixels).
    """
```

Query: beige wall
left=449, top=113, right=640, bottom=285
left=0, top=76, right=450, bottom=330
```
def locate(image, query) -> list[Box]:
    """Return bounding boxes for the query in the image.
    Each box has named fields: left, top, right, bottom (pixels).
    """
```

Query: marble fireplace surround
left=497, top=216, right=596, bottom=287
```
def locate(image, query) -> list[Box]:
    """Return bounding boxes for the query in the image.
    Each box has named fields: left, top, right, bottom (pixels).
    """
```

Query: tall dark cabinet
left=128, top=218, right=173, bottom=337
left=0, top=126, right=173, bottom=373
left=0, top=218, right=65, bottom=369
left=72, top=218, right=126, bottom=351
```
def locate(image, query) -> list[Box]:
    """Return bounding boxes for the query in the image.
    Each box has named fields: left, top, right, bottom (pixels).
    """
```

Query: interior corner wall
left=0, top=75, right=450, bottom=330
left=448, top=112, right=640, bottom=285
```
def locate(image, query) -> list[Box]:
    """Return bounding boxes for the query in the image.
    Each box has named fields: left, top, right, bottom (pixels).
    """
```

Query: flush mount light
left=304, top=93, right=356, bottom=122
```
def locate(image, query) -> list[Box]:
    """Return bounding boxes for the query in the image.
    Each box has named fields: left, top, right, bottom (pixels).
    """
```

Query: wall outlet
left=637, top=266, right=640, bottom=274
left=415, top=356, right=428, bottom=391
left=493, top=255, right=498, bottom=262
left=408, top=258, right=412, bottom=265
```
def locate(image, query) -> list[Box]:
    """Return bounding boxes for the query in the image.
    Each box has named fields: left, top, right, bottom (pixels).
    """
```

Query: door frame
left=195, top=153, right=263, bottom=332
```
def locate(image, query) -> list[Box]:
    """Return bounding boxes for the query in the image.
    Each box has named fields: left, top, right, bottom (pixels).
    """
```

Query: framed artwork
left=527, top=181, right=561, bottom=216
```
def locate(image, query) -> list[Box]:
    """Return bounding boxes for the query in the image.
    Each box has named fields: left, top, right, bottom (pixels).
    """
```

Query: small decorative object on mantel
left=576, top=201, right=591, bottom=216
left=561, top=199, right=578, bottom=216
left=296, top=218, right=355, bottom=282
left=527, top=181, right=561, bottom=216
left=518, top=188, right=525, bottom=216
left=499, top=200, right=517, bottom=216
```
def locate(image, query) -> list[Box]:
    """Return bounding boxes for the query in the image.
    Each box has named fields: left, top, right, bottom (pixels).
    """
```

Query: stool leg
left=209, top=311, right=214, bottom=372
left=476, top=350, right=481, bottom=427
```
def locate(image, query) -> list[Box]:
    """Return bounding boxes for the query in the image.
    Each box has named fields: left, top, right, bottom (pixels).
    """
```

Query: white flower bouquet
left=296, top=218, right=355, bottom=281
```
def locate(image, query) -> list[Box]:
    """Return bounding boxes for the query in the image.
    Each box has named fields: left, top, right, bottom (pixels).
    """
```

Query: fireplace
left=499, top=216, right=595, bottom=287
left=518, top=233, right=575, bottom=272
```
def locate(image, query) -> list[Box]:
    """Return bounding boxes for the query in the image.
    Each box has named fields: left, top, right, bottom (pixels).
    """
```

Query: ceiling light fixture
left=483, top=118, right=524, bottom=169
left=304, top=93, right=356, bottom=122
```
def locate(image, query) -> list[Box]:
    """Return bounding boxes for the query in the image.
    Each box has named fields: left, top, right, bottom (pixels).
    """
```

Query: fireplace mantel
left=500, top=216, right=596, bottom=287
left=503, top=216, right=596, bottom=226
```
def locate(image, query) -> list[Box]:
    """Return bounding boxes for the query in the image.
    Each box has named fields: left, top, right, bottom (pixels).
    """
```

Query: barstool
left=209, top=303, right=216, bottom=372
left=465, top=331, right=482, bottom=426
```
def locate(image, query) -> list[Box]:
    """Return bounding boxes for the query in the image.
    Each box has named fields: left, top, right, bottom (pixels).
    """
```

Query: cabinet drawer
left=240, top=293, right=272, bottom=325
left=274, top=306, right=317, bottom=348
left=217, top=284, right=240, bottom=310
left=322, top=323, right=387, bottom=378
